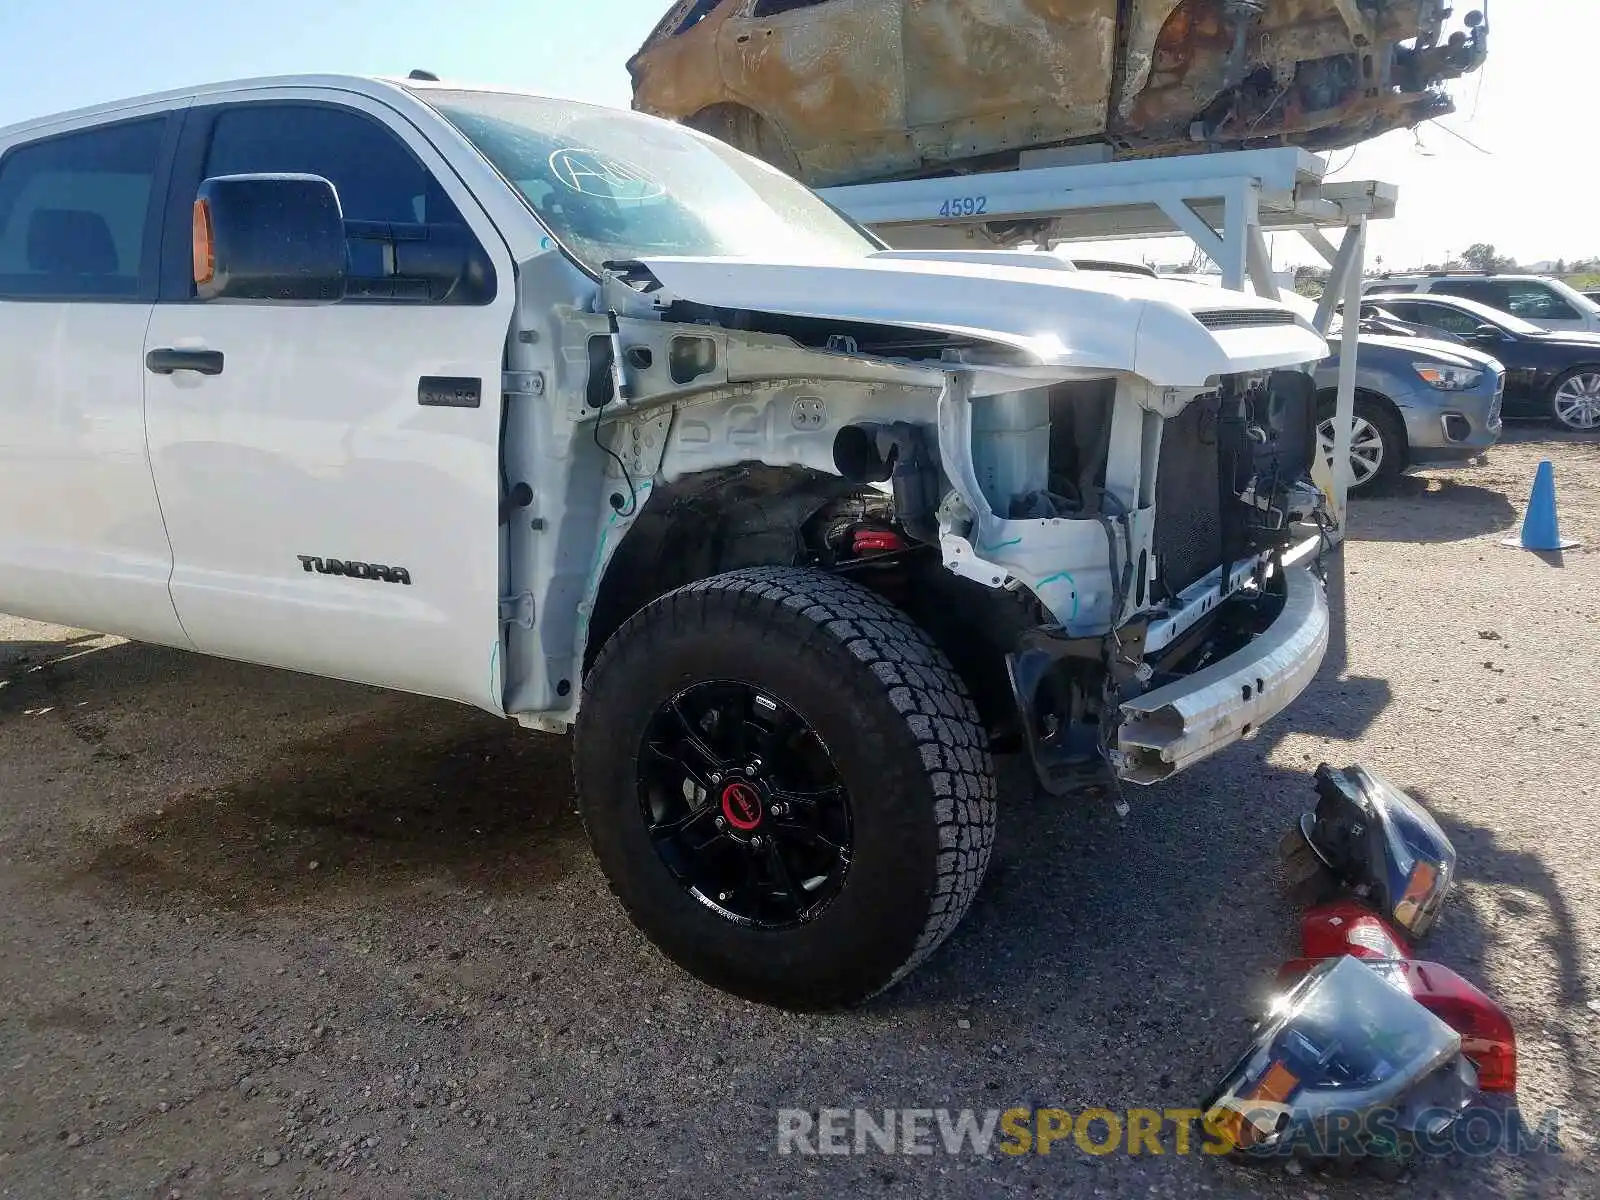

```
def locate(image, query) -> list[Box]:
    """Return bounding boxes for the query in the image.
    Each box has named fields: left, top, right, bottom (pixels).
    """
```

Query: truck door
left=142, top=91, right=516, bottom=711
left=0, top=108, right=190, bottom=646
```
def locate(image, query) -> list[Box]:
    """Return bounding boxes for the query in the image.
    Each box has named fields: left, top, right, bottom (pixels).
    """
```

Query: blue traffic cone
left=1502, top=459, right=1579, bottom=551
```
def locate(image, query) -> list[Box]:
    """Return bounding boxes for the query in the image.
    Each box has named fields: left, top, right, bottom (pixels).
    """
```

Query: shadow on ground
left=1345, top=477, right=1517, bottom=544
left=73, top=706, right=584, bottom=908
left=1, top=637, right=584, bottom=909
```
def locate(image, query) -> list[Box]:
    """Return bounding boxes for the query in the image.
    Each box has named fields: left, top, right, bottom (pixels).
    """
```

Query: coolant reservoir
left=970, top=387, right=1051, bottom=518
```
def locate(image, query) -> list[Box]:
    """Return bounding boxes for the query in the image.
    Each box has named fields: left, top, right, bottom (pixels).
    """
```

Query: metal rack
left=821, top=146, right=1397, bottom=540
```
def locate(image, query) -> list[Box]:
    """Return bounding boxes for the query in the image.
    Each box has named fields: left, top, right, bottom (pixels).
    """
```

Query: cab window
left=204, top=104, right=461, bottom=226
left=198, top=103, right=486, bottom=303
left=0, top=117, right=166, bottom=300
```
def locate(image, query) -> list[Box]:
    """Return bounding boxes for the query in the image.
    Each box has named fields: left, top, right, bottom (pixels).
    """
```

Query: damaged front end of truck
left=420, top=85, right=1334, bottom=790
left=501, top=247, right=1332, bottom=791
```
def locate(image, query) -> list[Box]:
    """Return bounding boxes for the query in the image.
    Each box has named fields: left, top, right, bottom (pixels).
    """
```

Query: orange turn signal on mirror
left=192, top=197, right=215, bottom=287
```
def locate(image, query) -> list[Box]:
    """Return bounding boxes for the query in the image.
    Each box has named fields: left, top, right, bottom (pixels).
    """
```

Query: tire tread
left=579, top=565, right=996, bottom=1000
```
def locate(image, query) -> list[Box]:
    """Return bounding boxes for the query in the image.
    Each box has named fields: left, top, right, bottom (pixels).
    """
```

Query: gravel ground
left=2, top=426, right=1597, bottom=1199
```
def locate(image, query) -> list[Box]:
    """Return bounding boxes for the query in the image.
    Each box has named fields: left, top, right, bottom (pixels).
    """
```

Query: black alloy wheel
left=574, top=566, right=997, bottom=1010
left=639, top=681, right=853, bottom=929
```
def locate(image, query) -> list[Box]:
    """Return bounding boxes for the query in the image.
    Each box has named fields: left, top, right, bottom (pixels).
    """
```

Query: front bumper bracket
left=1115, top=566, right=1329, bottom=784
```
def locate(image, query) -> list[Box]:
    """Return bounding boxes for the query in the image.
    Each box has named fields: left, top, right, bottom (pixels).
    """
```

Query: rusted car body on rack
left=629, top=0, right=1488, bottom=188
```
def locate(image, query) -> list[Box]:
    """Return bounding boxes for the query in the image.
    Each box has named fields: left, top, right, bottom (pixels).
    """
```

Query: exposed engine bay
left=501, top=246, right=1332, bottom=791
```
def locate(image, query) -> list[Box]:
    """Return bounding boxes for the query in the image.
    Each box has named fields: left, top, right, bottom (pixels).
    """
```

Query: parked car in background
left=1367, top=292, right=1600, bottom=431
left=1312, top=318, right=1503, bottom=492
left=1363, top=272, right=1600, bottom=334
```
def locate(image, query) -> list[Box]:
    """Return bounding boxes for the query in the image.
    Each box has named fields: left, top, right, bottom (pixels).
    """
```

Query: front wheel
left=1317, top=397, right=1405, bottom=493
left=1548, top=367, right=1600, bottom=431
left=574, top=566, right=997, bottom=1010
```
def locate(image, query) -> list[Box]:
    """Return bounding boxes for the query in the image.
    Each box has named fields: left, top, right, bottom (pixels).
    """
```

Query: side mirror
left=344, top=219, right=496, bottom=304
left=1472, top=324, right=1506, bottom=342
left=194, top=173, right=347, bottom=302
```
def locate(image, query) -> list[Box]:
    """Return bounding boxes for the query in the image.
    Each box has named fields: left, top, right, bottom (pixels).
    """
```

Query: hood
left=634, top=253, right=1328, bottom=388
left=1327, top=332, right=1504, bottom=371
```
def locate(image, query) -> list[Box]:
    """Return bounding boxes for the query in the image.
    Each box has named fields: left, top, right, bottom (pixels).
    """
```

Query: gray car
left=1314, top=330, right=1504, bottom=492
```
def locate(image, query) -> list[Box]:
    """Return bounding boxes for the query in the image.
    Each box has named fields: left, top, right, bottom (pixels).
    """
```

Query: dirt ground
left=2, top=427, right=1597, bottom=1199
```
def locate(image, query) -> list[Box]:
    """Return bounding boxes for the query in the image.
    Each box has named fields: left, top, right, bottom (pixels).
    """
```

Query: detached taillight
left=1364, top=960, right=1518, bottom=1094
left=1301, top=899, right=1414, bottom=960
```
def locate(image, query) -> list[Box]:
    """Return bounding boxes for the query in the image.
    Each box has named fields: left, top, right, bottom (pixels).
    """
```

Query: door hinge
left=502, top=370, right=545, bottom=398
left=499, top=591, right=536, bottom=629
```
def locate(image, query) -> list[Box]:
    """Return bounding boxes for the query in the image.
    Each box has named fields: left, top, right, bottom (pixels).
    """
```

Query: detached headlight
left=1413, top=363, right=1484, bottom=391
left=1204, top=958, right=1474, bottom=1160
left=1299, top=764, right=1457, bottom=939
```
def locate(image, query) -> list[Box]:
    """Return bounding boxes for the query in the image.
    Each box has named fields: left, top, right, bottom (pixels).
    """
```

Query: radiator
left=1152, top=393, right=1225, bottom=600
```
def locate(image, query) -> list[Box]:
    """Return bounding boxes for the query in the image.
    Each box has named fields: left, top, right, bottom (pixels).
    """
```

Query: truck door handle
left=146, top=348, right=225, bottom=376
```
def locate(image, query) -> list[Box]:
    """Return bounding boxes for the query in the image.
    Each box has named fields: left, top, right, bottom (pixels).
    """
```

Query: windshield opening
left=419, top=89, right=876, bottom=275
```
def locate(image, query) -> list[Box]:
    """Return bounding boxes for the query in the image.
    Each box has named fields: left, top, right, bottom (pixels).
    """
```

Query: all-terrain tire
left=574, top=566, right=997, bottom=1010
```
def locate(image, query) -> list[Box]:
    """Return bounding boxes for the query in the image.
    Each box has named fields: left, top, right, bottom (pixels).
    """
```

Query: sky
left=0, top=0, right=1580, bottom=272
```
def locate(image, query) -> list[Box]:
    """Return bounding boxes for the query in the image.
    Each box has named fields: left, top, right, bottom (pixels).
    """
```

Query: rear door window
left=1395, top=302, right=1484, bottom=337
left=1431, top=279, right=1506, bottom=308
left=0, top=117, right=167, bottom=299
left=1501, top=281, right=1579, bottom=321
left=1434, top=278, right=1579, bottom=321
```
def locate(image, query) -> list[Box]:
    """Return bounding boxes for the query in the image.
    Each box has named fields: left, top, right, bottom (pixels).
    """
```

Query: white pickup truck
left=0, top=75, right=1332, bottom=1009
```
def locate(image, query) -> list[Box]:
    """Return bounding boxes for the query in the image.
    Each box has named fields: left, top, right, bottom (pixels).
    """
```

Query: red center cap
left=720, top=781, right=763, bottom=832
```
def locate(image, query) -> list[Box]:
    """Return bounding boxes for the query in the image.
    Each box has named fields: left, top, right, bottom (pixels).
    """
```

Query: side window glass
left=205, top=104, right=457, bottom=224
left=753, top=0, right=830, bottom=16
left=0, top=117, right=165, bottom=299
left=203, top=104, right=477, bottom=298
left=1433, top=279, right=1501, bottom=307
left=1416, top=305, right=1481, bottom=336
left=1506, top=283, right=1578, bottom=321
left=676, top=0, right=723, bottom=32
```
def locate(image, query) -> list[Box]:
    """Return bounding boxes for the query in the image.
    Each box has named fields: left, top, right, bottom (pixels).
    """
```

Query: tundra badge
left=297, top=556, right=412, bottom=585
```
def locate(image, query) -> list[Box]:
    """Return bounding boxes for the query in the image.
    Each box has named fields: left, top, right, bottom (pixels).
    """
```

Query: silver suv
left=1363, top=273, right=1600, bottom=335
